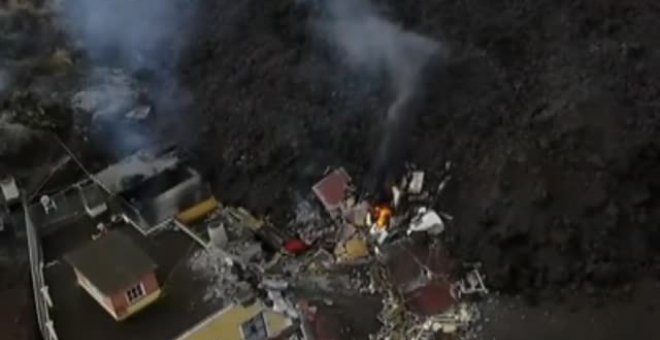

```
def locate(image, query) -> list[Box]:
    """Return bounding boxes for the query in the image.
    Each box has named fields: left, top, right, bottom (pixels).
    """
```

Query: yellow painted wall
left=119, top=289, right=162, bottom=321
left=75, top=269, right=161, bottom=321
left=177, top=302, right=291, bottom=340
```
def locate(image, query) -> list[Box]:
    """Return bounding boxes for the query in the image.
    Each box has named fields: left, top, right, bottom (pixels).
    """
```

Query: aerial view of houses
left=12, top=143, right=488, bottom=340
left=65, top=230, right=161, bottom=321
left=7, top=0, right=660, bottom=339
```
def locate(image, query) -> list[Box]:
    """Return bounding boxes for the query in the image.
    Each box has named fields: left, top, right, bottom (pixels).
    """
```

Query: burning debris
left=301, top=165, right=487, bottom=338
left=315, top=0, right=443, bottom=180
left=184, top=164, right=470, bottom=337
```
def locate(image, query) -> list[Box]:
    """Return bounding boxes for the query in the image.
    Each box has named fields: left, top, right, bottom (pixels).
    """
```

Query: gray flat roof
left=94, top=152, right=179, bottom=194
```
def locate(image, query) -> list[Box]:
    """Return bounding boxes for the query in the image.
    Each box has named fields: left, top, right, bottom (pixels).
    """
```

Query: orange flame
left=373, top=205, right=392, bottom=230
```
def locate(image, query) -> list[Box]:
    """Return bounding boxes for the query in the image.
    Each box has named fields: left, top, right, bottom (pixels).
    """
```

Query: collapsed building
left=304, top=166, right=488, bottom=339
left=20, top=134, right=488, bottom=340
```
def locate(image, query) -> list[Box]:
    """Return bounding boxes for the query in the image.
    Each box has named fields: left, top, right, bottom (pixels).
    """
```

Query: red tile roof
left=312, top=168, right=351, bottom=215
left=385, top=239, right=457, bottom=316
left=404, top=280, right=456, bottom=316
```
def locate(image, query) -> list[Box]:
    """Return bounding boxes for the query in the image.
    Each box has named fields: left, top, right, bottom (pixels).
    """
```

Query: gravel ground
left=477, top=279, right=660, bottom=340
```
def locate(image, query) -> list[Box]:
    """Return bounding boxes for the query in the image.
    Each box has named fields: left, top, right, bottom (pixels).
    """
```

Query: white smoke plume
left=56, top=0, right=194, bottom=74
left=55, top=0, right=197, bottom=155
left=316, top=0, right=442, bottom=177
left=0, top=115, right=35, bottom=155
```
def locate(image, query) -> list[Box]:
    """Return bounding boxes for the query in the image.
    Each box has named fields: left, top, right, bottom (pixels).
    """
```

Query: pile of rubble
left=297, top=166, right=490, bottom=339
left=184, top=164, right=490, bottom=339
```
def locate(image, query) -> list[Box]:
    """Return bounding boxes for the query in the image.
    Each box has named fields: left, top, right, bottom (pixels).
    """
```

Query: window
left=125, top=283, right=146, bottom=303
left=240, top=313, right=268, bottom=340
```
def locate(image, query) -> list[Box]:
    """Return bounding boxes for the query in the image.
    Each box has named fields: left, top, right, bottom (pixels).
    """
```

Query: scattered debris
left=408, top=171, right=425, bottom=194
left=0, top=176, right=19, bottom=203
left=451, top=268, right=489, bottom=300
left=407, top=207, right=444, bottom=236
left=284, top=238, right=310, bottom=256
left=188, top=247, right=241, bottom=304
left=207, top=222, right=228, bottom=248
left=312, top=167, right=352, bottom=217
left=306, top=165, right=488, bottom=338
left=22, top=139, right=486, bottom=340
left=408, top=303, right=480, bottom=337
left=335, top=235, right=369, bottom=263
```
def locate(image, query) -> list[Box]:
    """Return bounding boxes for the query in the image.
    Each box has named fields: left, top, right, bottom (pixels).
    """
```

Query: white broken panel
left=408, top=208, right=444, bottom=236
left=0, top=176, right=19, bottom=202
left=408, top=171, right=425, bottom=194
left=452, top=269, right=488, bottom=299
left=72, top=68, right=142, bottom=122
left=125, top=105, right=151, bottom=121
left=208, top=223, right=228, bottom=248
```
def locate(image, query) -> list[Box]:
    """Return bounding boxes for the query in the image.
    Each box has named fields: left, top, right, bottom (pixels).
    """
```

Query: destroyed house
left=312, top=168, right=351, bottom=217
left=65, top=230, right=161, bottom=321
left=385, top=239, right=457, bottom=316
left=119, top=166, right=218, bottom=231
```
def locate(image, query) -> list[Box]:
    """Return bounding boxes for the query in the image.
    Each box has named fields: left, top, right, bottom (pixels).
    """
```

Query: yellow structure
left=121, top=290, right=162, bottom=321
left=176, top=197, right=220, bottom=224
left=175, top=301, right=292, bottom=340
left=335, top=235, right=369, bottom=262
left=224, top=207, right=265, bottom=231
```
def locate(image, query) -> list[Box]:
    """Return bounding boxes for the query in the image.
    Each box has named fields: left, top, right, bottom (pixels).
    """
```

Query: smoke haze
left=56, top=0, right=197, bottom=156
left=316, top=0, right=441, bottom=183
left=57, top=0, right=194, bottom=74
left=0, top=116, right=34, bottom=155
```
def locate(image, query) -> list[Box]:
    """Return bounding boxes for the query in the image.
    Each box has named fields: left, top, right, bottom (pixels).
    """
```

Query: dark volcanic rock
left=173, top=0, right=660, bottom=293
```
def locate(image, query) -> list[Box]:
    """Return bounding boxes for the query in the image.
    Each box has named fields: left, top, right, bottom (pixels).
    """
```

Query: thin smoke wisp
left=316, top=0, right=442, bottom=178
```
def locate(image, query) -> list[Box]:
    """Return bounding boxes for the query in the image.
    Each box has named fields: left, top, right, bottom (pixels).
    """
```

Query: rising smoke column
left=316, top=0, right=441, bottom=185
left=55, top=0, right=196, bottom=155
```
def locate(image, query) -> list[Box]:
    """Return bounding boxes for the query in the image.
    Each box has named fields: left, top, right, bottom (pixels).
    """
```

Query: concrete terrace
left=40, top=209, right=226, bottom=340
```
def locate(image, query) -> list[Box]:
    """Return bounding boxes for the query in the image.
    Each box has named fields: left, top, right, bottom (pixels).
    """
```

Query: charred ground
left=179, top=0, right=660, bottom=294
left=2, top=0, right=660, bottom=314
